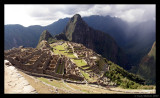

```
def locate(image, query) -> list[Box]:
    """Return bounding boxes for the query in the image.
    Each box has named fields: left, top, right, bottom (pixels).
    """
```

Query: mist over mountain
left=83, top=15, right=128, bottom=47
left=83, top=15, right=155, bottom=69
left=122, top=20, right=156, bottom=68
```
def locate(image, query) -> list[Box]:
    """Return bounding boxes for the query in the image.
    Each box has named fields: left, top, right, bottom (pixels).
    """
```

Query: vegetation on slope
left=51, top=41, right=155, bottom=89
left=104, top=61, right=147, bottom=89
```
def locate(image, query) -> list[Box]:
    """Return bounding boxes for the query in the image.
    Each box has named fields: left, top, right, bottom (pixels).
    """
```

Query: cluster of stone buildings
left=65, top=41, right=114, bottom=86
left=4, top=46, right=84, bottom=82
left=4, top=41, right=115, bottom=87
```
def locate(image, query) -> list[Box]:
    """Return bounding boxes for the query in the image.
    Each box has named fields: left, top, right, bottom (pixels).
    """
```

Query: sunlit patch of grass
left=50, top=42, right=98, bottom=82
left=72, top=59, right=87, bottom=67
left=52, top=42, right=87, bottom=67
left=52, top=43, right=76, bottom=58
left=38, top=77, right=72, bottom=90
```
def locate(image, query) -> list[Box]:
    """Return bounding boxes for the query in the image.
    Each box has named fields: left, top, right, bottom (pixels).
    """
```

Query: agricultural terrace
left=50, top=41, right=96, bottom=82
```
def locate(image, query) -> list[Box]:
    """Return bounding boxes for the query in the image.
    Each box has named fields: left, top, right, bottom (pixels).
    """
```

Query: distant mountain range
left=4, top=14, right=156, bottom=71
left=4, top=18, right=69, bottom=50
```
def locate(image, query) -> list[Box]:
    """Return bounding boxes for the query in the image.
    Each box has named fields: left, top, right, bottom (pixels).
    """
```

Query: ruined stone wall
left=4, top=46, right=88, bottom=84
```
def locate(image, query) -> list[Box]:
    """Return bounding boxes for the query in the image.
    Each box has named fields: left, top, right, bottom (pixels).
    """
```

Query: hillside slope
left=137, top=41, right=156, bottom=84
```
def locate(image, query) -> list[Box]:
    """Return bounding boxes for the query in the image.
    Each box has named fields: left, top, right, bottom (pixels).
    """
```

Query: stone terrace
left=65, top=42, right=113, bottom=86
left=4, top=46, right=84, bottom=82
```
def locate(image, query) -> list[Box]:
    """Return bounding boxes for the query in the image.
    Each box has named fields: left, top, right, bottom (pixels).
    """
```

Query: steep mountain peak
left=42, top=30, right=50, bottom=35
left=70, top=14, right=85, bottom=25
left=38, top=30, right=54, bottom=44
left=72, top=14, right=82, bottom=21
left=62, top=14, right=128, bottom=68
left=64, top=14, right=87, bottom=41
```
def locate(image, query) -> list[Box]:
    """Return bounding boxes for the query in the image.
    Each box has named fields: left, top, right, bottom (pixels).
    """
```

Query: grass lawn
left=52, top=43, right=76, bottom=58
left=56, top=62, right=65, bottom=74
left=51, top=42, right=87, bottom=67
left=38, top=77, right=65, bottom=88
left=71, top=59, right=87, bottom=67
left=80, top=70, right=96, bottom=82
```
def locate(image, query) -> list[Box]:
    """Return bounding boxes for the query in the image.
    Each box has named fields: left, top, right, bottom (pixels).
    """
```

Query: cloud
left=117, top=9, right=145, bottom=22
left=5, top=4, right=155, bottom=27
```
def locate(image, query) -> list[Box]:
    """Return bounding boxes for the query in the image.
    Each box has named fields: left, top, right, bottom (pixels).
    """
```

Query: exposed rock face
left=38, top=30, right=53, bottom=43
left=54, top=33, right=68, bottom=41
left=36, top=40, right=52, bottom=50
left=60, top=14, right=127, bottom=68
left=137, top=41, right=156, bottom=84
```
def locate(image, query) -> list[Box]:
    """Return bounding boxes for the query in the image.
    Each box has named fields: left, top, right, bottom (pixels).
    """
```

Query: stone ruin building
left=4, top=42, right=116, bottom=86
left=4, top=46, right=84, bottom=82
left=65, top=42, right=115, bottom=86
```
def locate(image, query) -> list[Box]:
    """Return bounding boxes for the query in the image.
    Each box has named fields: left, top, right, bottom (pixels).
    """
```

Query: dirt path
left=109, top=87, right=156, bottom=94
left=4, top=60, right=37, bottom=94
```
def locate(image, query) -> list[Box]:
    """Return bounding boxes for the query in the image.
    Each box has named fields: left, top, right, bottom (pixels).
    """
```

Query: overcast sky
left=5, top=4, right=155, bottom=27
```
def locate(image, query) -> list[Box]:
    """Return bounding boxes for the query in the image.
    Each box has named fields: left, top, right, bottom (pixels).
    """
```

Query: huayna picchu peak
left=56, top=14, right=128, bottom=68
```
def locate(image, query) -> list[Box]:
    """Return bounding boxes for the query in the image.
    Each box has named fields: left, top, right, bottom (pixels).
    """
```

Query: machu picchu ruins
left=4, top=40, right=116, bottom=87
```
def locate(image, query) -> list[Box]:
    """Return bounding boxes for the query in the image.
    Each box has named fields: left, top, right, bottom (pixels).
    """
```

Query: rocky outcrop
left=38, top=30, right=53, bottom=43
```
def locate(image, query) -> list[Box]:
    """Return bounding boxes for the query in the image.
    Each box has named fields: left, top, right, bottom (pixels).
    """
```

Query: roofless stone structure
left=4, top=42, right=115, bottom=86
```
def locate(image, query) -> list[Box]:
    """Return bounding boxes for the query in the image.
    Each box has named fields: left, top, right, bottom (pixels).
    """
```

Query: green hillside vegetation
left=105, top=61, right=147, bottom=89
left=56, top=61, right=65, bottom=74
